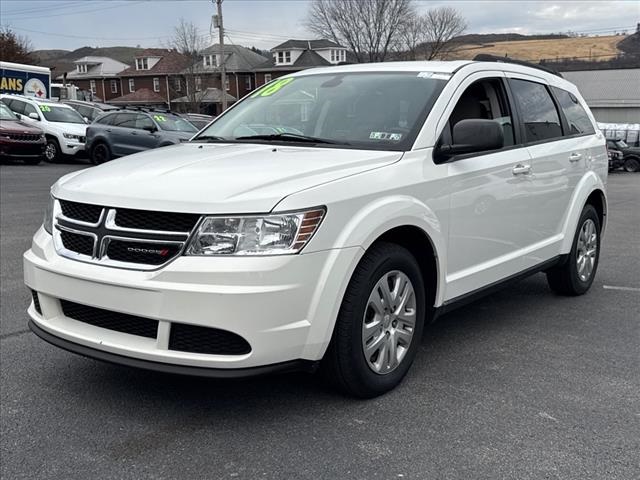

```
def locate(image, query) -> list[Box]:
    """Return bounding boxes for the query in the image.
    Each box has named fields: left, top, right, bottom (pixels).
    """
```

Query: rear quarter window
left=552, top=87, right=595, bottom=136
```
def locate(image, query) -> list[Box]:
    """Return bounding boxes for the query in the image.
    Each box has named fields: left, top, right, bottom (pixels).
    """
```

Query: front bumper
left=0, top=139, right=46, bottom=158
left=59, top=140, right=85, bottom=156
left=24, top=227, right=362, bottom=373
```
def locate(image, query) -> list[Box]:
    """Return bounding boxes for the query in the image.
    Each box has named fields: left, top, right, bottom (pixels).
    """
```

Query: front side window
left=39, top=105, right=85, bottom=124
left=23, top=103, right=38, bottom=117
left=510, top=79, right=562, bottom=143
left=135, top=114, right=155, bottom=130
left=194, top=72, right=447, bottom=151
left=441, top=77, right=516, bottom=149
left=552, top=87, right=595, bottom=136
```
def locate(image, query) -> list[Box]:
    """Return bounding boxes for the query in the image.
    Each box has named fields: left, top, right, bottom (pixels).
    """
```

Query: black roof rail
left=473, top=54, right=563, bottom=78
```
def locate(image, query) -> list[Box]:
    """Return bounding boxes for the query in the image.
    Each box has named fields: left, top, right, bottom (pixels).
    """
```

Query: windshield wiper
left=235, top=133, right=347, bottom=145
left=191, top=135, right=228, bottom=142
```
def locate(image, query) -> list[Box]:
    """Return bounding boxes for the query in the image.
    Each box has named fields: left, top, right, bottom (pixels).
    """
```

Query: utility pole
left=216, top=0, right=227, bottom=112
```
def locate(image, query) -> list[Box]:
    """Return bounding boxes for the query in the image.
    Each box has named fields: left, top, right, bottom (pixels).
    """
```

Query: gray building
left=562, top=69, right=640, bottom=123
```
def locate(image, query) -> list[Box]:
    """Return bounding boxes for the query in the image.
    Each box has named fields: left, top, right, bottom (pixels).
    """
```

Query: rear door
left=109, top=113, right=138, bottom=156
left=506, top=76, right=588, bottom=269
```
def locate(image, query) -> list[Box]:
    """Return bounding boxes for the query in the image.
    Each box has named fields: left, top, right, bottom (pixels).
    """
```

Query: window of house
left=225, top=77, right=230, bottom=91
left=510, top=79, right=562, bottom=143
left=111, top=80, right=118, bottom=93
left=174, top=77, right=182, bottom=92
left=552, top=87, right=595, bottom=136
left=245, top=75, right=252, bottom=90
left=136, top=58, right=148, bottom=70
left=195, top=76, right=202, bottom=91
left=264, top=73, right=272, bottom=84
left=276, top=51, right=291, bottom=64
left=129, top=78, right=135, bottom=93
left=77, top=64, right=87, bottom=73
left=203, top=55, right=217, bottom=67
left=153, top=77, right=160, bottom=92
left=89, top=80, right=97, bottom=94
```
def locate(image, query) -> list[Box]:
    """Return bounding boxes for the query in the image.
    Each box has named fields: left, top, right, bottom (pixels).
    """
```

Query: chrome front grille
left=8, top=133, right=42, bottom=142
left=53, top=199, right=201, bottom=270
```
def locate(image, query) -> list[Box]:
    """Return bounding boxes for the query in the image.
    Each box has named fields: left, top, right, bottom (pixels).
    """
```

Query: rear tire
left=322, top=242, right=426, bottom=398
left=44, top=138, right=61, bottom=163
left=623, top=157, right=639, bottom=173
left=91, top=142, right=111, bottom=165
left=546, top=204, right=600, bottom=296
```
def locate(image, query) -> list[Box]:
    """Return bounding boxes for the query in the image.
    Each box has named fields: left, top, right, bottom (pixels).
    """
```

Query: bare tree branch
left=167, top=18, right=207, bottom=111
left=398, top=7, right=467, bottom=60
left=0, top=26, right=36, bottom=63
left=307, top=0, right=414, bottom=63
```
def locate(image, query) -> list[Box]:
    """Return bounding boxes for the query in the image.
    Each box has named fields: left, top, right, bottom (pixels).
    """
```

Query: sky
left=1, top=0, right=639, bottom=52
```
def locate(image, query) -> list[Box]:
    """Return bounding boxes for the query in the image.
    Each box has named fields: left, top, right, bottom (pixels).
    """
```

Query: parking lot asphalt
left=1, top=162, right=638, bottom=480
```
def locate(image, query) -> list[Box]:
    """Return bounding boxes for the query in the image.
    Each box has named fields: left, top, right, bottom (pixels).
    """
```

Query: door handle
left=512, top=164, right=531, bottom=175
left=106, top=129, right=112, bottom=133
left=569, top=152, right=582, bottom=162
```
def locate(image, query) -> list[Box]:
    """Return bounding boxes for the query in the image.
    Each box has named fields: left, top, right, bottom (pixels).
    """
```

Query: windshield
left=39, top=105, right=86, bottom=124
left=152, top=114, right=198, bottom=132
left=194, top=72, right=447, bottom=150
left=0, top=104, right=18, bottom=121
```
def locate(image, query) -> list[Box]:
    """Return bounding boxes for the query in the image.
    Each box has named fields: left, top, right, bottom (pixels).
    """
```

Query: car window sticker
left=369, top=132, right=403, bottom=141
left=251, top=78, right=294, bottom=98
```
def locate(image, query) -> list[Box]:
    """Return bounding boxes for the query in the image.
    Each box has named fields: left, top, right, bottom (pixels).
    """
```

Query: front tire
left=91, top=142, right=111, bottom=165
left=624, top=157, right=640, bottom=173
left=44, top=138, right=61, bottom=163
left=323, top=242, right=426, bottom=398
left=546, top=204, right=600, bottom=296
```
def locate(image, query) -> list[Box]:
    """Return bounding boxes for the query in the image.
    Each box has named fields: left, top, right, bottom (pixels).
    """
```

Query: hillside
left=450, top=34, right=626, bottom=62
left=32, top=46, right=144, bottom=74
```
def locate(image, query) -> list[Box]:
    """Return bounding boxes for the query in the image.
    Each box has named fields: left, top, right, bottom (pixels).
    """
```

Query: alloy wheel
left=361, top=270, right=416, bottom=375
left=576, top=218, right=598, bottom=282
left=45, top=142, right=57, bottom=162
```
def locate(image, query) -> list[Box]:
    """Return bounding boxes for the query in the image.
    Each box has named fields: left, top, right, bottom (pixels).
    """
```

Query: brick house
left=58, top=56, right=130, bottom=101
left=112, top=49, right=190, bottom=107
left=253, top=39, right=348, bottom=86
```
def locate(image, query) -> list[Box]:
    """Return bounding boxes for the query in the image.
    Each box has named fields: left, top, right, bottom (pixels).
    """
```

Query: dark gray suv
left=86, top=110, right=198, bottom=164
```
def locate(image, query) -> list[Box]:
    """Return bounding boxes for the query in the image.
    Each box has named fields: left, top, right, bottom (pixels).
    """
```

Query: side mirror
left=14, top=113, right=21, bottom=119
left=28, top=112, right=40, bottom=120
left=436, top=119, right=504, bottom=162
left=143, top=125, right=157, bottom=133
left=83, top=116, right=90, bottom=123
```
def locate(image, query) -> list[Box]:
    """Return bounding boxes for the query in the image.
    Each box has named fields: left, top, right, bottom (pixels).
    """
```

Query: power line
left=1, top=1, right=86, bottom=16
left=2, top=1, right=147, bottom=21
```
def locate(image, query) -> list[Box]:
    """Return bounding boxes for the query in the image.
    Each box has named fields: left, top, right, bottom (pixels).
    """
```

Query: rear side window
left=95, top=113, right=116, bottom=125
left=113, top=113, right=137, bottom=128
left=8, top=99, right=26, bottom=114
left=552, top=87, right=595, bottom=135
left=510, top=79, right=563, bottom=143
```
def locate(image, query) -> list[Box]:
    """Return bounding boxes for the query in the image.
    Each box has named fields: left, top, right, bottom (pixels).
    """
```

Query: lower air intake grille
left=169, top=323, right=251, bottom=355
left=31, top=290, right=42, bottom=315
left=61, top=300, right=158, bottom=339
left=60, top=230, right=94, bottom=256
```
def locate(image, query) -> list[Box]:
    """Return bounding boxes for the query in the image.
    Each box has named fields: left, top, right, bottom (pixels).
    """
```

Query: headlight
left=43, top=196, right=54, bottom=234
left=185, top=208, right=325, bottom=256
left=63, top=133, right=82, bottom=140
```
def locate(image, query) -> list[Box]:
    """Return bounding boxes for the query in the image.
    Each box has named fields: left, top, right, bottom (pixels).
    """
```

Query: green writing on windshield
left=153, top=115, right=166, bottom=122
left=39, top=105, right=51, bottom=112
left=251, top=78, right=294, bottom=98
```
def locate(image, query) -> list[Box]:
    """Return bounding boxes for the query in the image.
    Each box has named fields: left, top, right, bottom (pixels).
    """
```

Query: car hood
left=53, top=143, right=403, bottom=213
left=47, top=122, right=88, bottom=136
left=0, top=120, right=42, bottom=134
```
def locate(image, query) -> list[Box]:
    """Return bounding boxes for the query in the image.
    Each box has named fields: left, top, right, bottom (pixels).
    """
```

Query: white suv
left=24, top=60, right=607, bottom=397
left=0, top=95, right=87, bottom=162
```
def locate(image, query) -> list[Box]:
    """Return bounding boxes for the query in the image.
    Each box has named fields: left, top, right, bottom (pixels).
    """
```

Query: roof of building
left=254, top=49, right=332, bottom=72
left=61, top=56, right=129, bottom=80
left=119, top=50, right=190, bottom=77
left=192, top=45, right=269, bottom=73
left=108, top=88, right=166, bottom=104
left=171, top=87, right=236, bottom=104
left=272, top=39, right=344, bottom=50
left=562, top=69, right=640, bottom=107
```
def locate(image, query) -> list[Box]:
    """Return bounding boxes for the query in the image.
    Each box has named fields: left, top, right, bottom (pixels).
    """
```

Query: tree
left=306, top=0, right=414, bottom=63
left=0, top=26, right=36, bottom=63
left=168, top=18, right=208, bottom=112
left=399, top=7, right=467, bottom=60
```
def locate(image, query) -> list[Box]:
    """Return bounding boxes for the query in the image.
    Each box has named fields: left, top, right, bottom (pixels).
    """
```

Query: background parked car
left=0, top=94, right=87, bottom=163
left=86, top=109, right=198, bottom=164
left=62, top=100, right=119, bottom=123
left=181, top=113, right=215, bottom=130
left=606, top=138, right=640, bottom=172
left=0, top=103, right=46, bottom=165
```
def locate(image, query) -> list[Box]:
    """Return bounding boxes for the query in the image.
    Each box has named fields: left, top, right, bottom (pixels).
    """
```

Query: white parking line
left=603, top=285, right=640, bottom=292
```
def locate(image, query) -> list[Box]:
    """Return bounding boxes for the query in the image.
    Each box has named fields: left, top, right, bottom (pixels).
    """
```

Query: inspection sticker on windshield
left=370, top=132, right=402, bottom=141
